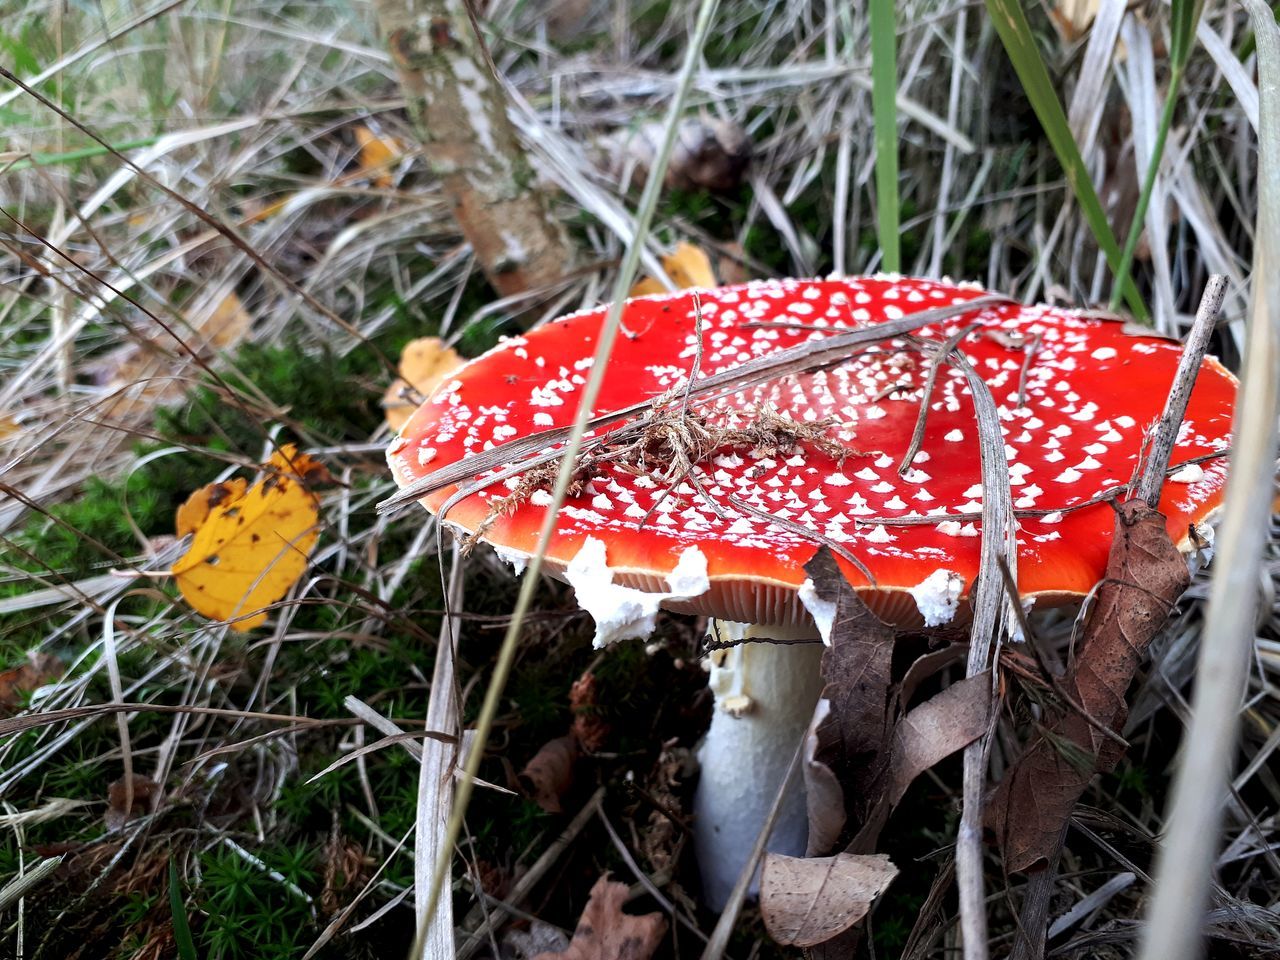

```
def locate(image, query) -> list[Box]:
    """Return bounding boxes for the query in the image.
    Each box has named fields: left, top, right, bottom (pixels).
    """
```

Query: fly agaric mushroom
left=385, top=276, right=1237, bottom=908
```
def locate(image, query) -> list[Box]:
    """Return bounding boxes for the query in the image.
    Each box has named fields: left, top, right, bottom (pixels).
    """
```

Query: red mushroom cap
left=387, top=276, right=1236, bottom=627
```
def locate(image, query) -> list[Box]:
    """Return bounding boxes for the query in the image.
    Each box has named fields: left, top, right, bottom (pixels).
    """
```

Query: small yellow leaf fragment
left=355, top=125, right=404, bottom=189
left=171, top=444, right=324, bottom=630
left=384, top=337, right=465, bottom=433
left=629, top=241, right=718, bottom=297
left=1050, top=0, right=1101, bottom=42
left=194, top=289, right=252, bottom=352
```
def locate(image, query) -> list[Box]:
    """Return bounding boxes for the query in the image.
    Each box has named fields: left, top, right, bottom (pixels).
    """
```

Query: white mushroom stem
left=694, top=621, right=825, bottom=910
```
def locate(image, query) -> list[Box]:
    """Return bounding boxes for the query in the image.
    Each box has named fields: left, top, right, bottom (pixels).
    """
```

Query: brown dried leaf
left=105, top=774, right=162, bottom=831
left=0, top=653, right=62, bottom=715
left=885, top=672, right=991, bottom=805
left=531, top=874, right=667, bottom=960
left=760, top=852, right=898, bottom=947
left=1049, top=0, right=1100, bottom=43
left=716, top=241, right=752, bottom=287
left=194, top=289, right=252, bottom=352
left=806, top=547, right=897, bottom=824
left=519, top=734, right=579, bottom=814
left=990, top=500, right=1190, bottom=872
left=569, top=670, right=609, bottom=753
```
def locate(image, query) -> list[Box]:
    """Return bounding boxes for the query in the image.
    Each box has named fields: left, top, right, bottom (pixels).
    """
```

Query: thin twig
left=455, top=787, right=606, bottom=960
left=725, top=494, right=876, bottom=584
left=898, top=323, right=981, bottom=474
left=1135, top=275, right=1228, bottom=506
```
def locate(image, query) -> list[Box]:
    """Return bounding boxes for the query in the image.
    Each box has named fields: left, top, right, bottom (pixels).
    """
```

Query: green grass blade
left=1111, top=0, right=1207, bottom=312
left=870, top=0, right=900, bottom=273
left=985, top=0, right=1147, bottom=320
left=1, top=136, right=161, bottom=173
left=1169, top=0, right=1206, bottom=66
left=169, top=860, right=199, bottom=960
left=1110, top=72, right=1182, bottom=313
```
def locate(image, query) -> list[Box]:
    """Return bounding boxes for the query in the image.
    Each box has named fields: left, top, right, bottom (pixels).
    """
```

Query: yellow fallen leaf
left=629, top=241, right=717, bottom=297
left=171, top=444, right=325, bottom=630
left=384, top=336, right=465, bottom=433
left=194, top=289, right=252, bottom=352
left=355, top=124, right=404, bottom=189
left=0, top=414, right=19, bottom=440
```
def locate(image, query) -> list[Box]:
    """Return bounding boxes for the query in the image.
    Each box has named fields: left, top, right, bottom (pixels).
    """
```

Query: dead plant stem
left=1137, top=6, right=1280, bottom=957
left=1135, top=276, right=1228, bottom=507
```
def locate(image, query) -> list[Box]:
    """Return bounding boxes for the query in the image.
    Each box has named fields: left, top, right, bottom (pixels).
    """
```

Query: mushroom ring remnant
left=385, top=275, right=1237, bottom=908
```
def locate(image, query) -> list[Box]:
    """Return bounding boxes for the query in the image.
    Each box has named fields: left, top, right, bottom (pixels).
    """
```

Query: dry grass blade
left=416, top=544, right=464, bottom=958
left=1138, top=4, right=1280, bottom=958
left=0, top=703, right=352, bottom=739
left=0, top=855, right=63, bottom=911
left=948, top=349, right=1016, bottom=960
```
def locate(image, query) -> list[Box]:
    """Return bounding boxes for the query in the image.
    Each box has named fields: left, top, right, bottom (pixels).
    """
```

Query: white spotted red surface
left=387, top=276, right=1237, bottom=626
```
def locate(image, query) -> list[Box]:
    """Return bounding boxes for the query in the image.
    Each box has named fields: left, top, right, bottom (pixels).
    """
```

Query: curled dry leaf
left=85, top=288, right=253, bottom=421
left=0, top=653, right=63, bottom=715
left=105, top=774, right=162, bottom=831
left=531, top=874, right=667, bottom=960
left=384, top=336, right=465, bottom=433
left=171, top=444, right=326, bottom=630
left=990, top=500, right=1190, bottom=872
left=609, top=118, right=751, bottom=194
left=629, top=241, right=717, bottom=297
left=760, top=852, right=898, bottom=947
left=569, top=670, right=610, bottom=753
left=519, top=734, right=579, bottom=814
left=803, top=700, right=846, bottom=857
